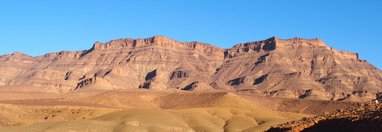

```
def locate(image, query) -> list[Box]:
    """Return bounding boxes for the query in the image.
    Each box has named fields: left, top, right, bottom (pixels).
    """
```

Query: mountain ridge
left=1, top=36, right=369, bottom=64
left=1, top=36, right=342, bottom=58
left=0, top=36, right=381, bottom=101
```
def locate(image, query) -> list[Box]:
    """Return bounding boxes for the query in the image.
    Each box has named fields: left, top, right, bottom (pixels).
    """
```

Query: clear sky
left=0, top=0, right=381, bottom=69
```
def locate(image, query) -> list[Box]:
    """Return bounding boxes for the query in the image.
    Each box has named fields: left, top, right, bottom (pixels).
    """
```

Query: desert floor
left=0, top=90, right=356, bottom=132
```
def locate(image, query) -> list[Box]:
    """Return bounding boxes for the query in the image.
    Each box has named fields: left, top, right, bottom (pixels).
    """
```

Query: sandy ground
left=0, top=90, right=355, bottom=132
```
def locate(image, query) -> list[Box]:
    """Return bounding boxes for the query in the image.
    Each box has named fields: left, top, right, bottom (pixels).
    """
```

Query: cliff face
left=0, top=36, right=381, bottom=101
left=0, top=36, right=224, bottom=92
left=213, top=37, right=382, bottom=101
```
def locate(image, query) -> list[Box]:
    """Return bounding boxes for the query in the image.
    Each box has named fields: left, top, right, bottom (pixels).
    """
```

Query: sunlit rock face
left=0, top=36, right=381, bottom=101
left=213, top=37, right=382, bottom=101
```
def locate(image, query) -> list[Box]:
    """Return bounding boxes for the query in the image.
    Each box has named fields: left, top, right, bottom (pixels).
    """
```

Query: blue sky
left=0, top=0, right=381, bottom=69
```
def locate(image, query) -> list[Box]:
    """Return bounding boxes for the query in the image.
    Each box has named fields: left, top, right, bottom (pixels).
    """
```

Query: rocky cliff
left=0, top=36, right=224, bottom=92
left=213, top=37, right=382, bottom=101
left=0, top=36, right=381, bottom=101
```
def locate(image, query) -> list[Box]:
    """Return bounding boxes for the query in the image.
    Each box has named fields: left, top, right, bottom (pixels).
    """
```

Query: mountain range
left=1, top=36, right=381, bottom=101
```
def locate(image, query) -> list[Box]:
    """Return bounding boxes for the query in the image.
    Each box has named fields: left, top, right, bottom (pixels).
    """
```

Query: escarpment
left=0, top=36, right=381, bottom=101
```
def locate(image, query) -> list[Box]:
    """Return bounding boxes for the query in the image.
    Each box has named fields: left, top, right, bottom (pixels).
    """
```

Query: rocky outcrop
left=139, top=69, right=157, bottom=89
left=75, top=77, right=96, bottom=90
left=0, top=36, right=381, bottom=101
left=267, top=101, right=382, bottom=132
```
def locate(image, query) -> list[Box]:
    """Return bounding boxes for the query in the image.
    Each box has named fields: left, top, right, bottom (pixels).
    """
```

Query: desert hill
left=0, top=36, right=381, bottom=101
left=0, top=90, right=356, bottom=132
